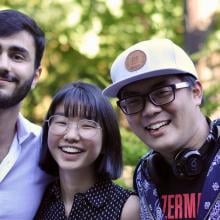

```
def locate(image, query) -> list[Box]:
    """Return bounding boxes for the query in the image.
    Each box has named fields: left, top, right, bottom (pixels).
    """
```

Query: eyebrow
left=120, top=80, right=173, bottom=98
left=9, top=46, right=30, bottom=56
left=151, top=80, right=171, bottom=88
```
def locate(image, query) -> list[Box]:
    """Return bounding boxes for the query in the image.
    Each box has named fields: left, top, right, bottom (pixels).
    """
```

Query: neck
left=187, top=114, right=209, bottom=150
left=0, top=105, right=20, bottom=162
left=59, top=167, right=96, bottom=216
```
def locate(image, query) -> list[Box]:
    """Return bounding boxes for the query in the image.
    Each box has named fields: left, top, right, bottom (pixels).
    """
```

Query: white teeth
left=61, top=147, right=83, bottom=154
left=147, top=121, right=169, bottom=130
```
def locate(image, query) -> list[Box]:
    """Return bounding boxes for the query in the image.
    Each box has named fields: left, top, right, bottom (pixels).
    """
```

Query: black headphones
left=141, top=138, right=212, bottom=185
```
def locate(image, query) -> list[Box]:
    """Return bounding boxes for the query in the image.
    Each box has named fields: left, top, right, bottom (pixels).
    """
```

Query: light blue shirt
left=0, top=114, right=52, bottom=220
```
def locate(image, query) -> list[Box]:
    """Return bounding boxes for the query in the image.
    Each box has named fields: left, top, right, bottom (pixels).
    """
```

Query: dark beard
left=0, top=76, right=34, bottom=109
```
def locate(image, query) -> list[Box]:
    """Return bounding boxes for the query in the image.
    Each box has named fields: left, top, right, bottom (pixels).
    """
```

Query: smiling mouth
left=0, top=75, right=18, bottom=83
left=146, top=120, right=171, bottom=131
left=59, top=146, right=85, bottom=154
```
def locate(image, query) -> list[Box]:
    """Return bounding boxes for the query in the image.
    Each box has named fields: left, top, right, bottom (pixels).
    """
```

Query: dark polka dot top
left=35, top=176, right=135, bottom=220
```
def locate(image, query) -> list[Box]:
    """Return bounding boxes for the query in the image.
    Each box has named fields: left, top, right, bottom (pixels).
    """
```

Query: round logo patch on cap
left=125, top=50, right=146, bottom=72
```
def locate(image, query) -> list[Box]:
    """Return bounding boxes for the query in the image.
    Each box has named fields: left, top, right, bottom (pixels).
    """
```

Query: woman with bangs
left=35, top=81, right=140, bottom=220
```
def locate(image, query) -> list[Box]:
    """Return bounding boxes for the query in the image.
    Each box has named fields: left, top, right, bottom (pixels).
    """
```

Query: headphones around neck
left=141, top=138, right=212, bottom=185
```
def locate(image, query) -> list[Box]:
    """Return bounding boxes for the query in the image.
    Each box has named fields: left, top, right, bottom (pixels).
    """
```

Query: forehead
left=0, top=30, right=35, bottom=55
left=54, top=103, right=64, bottom=113
left=120, top=75, right=181, bottom=96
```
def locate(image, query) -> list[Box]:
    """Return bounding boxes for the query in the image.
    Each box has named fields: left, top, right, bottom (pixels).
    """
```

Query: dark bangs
left=62, top=85, right=98, bottom=122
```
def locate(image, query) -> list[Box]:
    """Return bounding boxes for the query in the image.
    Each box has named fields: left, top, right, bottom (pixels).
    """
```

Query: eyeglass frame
left=45, top=114, right=102, bottom=138
left=117, top=81, right=191, bottom=115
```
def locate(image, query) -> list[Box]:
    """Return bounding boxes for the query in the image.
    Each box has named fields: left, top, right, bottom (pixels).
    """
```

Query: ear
left=31, top=66, right=42, bottom=90
left=192, top=80, right=203, bottom=106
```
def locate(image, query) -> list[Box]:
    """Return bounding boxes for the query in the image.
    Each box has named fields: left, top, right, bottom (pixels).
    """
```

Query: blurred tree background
left=1, top=0, right=220, bottom=188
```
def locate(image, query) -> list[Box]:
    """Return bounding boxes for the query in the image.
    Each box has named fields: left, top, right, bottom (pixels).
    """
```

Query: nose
left=63, top=123, right=80, bottom=141
left=0, top=53, right=10, bottom=72
left=141, top=98, right=162, bottom=117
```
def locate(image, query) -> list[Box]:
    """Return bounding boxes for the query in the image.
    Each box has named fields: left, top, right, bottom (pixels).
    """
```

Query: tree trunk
left=184, top=0, right=216, bottom=54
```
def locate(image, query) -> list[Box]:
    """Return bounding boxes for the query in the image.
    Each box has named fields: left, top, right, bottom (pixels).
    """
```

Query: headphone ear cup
left=173, top=149, right=203, bottom=178
left=142, top=152, right=168, bottom=185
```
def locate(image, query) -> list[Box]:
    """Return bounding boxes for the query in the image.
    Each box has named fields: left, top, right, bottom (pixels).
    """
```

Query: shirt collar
left=16, top=113, right=41, bottom=145
left=83, top=177, right=112, bottom=208
left=51, top=177, right=113, bottom=208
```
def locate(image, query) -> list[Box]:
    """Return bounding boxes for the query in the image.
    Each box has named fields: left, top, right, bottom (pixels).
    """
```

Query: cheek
left=96, top=132, right=103, bottom=153
left=94, top=142, right=102, bottom=157
left=47, top=132, right=59, bottom=150
left=15, top=64, right=34, bottom=79
left=126, top=115, right=140, bottom=131
left=91, top=132, right=103, bottom=156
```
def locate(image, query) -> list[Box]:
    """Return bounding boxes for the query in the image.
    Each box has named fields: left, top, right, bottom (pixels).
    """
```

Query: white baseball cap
left=103, top=38, right=198, bottom=97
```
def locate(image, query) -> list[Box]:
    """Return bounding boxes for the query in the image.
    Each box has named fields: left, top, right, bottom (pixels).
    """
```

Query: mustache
left=0, top=70, right=18, bottom=83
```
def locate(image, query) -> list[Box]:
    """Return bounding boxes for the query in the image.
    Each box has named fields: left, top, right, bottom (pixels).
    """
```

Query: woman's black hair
left=40, top=81, right=122, bottom=179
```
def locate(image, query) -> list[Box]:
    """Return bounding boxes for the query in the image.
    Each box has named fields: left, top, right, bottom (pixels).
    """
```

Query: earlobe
left=31, top=67, right=42, bottom=90
left=193, top=80, right=203, bottom=105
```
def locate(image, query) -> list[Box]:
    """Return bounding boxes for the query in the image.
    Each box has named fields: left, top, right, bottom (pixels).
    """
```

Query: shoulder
left=107, top=181, right=140, bottom=219
left=110, top=181, right=135, bottom=198
left=17, top=113, right=41, bottom=136
left=120, top=194, right=140, bottom=220
left=38, top=180, right=59, bottom=206
left=35, top=180, right=59, bottom=219
left=133, top=152, right=152, bottom=190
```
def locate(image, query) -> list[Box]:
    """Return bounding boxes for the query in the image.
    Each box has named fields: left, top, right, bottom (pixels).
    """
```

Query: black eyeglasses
left=117, top=82, right=190, bottom=115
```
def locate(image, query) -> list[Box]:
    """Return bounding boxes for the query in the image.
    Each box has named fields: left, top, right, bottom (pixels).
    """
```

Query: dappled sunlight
left=105, top=0, right=123, bottom=17
left=79, top=32, right=100, bottom=58
left=34, top=96, right=52, bottom=122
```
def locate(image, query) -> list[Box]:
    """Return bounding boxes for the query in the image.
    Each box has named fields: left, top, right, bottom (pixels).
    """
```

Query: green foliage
left=121, top=127, right=147, bottom=166
left=114, top=178, right=130, bottom=189
left=202, top=82, right=220, bottom=117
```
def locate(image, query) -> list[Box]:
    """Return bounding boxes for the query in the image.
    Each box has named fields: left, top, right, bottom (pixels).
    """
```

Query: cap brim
left=103, top=69, right=194, bottom=97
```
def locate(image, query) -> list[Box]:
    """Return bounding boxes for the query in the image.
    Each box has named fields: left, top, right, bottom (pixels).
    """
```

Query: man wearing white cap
left=103, top=39, right=220, bottom=219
